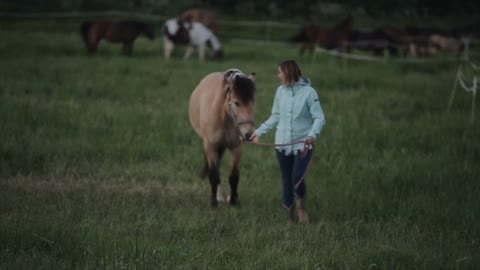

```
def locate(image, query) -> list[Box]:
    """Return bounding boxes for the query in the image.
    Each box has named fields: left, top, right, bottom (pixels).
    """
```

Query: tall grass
left=1, top=20, right=479, bottom=269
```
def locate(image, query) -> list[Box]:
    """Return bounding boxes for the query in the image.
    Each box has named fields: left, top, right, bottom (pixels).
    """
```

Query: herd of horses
left=289, top=14, right=475, bottom=58
left=80, top=8, right=221, bottom=61
left=80, top=10, right=475, bottom=61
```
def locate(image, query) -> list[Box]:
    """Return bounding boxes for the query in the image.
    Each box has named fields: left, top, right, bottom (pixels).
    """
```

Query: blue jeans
left=276, top=149, right=313, bottom=209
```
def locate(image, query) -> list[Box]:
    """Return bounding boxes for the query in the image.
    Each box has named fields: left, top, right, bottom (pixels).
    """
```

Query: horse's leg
left=300, top=43, right=306, bottom=55
left=227, top=145, right=243, bottom=206
left=216, top=147, right=226, bottom=202
left=307, top=42, right=315, bottom=55
left=197, top=45, right=205, bottom=62
left=88, top=31, right=99, bottom=54
left=183, top=45, right=194, bottom=62
left=88, top=39, right=97, bottom=54
left=204, top=142, right=221, bottom=207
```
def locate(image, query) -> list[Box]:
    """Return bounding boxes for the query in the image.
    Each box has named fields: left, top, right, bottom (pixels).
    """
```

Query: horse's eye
left=234, top=101, right=240, bottom=106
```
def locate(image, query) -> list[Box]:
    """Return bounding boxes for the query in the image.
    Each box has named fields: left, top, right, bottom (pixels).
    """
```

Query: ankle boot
left=284, top=205, right=295, bottom=223
left=297, top=198, right=309, bottom=224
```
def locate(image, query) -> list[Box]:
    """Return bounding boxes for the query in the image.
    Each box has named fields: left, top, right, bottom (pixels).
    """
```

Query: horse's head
left=206, top=33, right=223, bottom=60
left=212, top=49, right=223, bottom=60
left=163, top=19, right=190, bottom=44
left=224, top=69, right=256, bottom=141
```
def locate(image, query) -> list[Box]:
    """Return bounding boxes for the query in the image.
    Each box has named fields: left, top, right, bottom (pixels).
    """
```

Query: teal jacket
left=255, top=77, right=325, bottom=155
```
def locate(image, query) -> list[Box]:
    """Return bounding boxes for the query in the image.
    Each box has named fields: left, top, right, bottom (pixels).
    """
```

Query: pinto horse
left=81, top=20, right=155, bottom=55
left=162, top=18, right=223, bottom=62
left=180, top=8, right=218, bottom=34
left=289, top=14, right=354, bottom=55
left=189, top=69, right=256, bottom=207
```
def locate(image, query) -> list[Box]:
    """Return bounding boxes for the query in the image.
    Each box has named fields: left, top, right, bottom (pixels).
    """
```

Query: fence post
left=447, top=65, right=461, bottom=113
left=471, top=76, right=477, bottom=123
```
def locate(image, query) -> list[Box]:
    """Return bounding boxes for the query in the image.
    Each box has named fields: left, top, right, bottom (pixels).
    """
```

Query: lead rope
left=244, top=139, right=315, bottom=189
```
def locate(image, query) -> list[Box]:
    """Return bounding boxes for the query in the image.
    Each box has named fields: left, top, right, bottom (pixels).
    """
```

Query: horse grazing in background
left=429, top=34, right=465, bottom=57
left=81, top=20, right=155, bottom=55
left=346, top=29, right=399, bottom=56
left=189, top=69, right=256, bottom=207
left=379, top=27, right=415, bottom=57
left=162, top=18, right=223, bottom=62
left=180, top=8, right=218, bottom=34
left=289, top=14, right=354, bottom=55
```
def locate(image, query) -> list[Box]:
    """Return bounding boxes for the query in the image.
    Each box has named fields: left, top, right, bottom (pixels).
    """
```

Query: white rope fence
left=471, top=62, right=480, bottom=70
left=235, top=38, right=472, bottom=63
left=448, top=61, right=478, bottom=123
left=315, top=38, right=472, bottom=63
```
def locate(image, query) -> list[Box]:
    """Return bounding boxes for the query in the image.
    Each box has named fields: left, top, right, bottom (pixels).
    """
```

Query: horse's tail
left=80, top=21, right=92, bottom=45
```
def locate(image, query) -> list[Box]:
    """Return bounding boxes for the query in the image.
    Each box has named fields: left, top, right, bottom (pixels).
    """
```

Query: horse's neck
left=208, top=34, right=222, bottom=50
left=190, top=23, right=220, bottom=49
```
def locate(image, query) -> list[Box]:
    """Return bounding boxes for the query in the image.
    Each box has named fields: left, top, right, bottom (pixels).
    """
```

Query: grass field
left=1, top=19, right=479, bottom=269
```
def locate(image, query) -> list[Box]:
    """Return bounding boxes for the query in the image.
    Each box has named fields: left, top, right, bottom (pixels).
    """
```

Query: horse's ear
left=248, top=72, right=256, bottom=82
left=223, top=74, right=234, bottom=90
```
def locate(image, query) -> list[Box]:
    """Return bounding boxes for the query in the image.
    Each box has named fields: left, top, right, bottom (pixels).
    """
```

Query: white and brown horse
left=162, top=18, right=223, bottom=62
left=189, top=69, right=256, bottom=207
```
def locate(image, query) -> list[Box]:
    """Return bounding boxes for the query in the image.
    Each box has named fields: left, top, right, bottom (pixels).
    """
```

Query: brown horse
left=81, top=20, right=155, bottom=55
left=180, top=8, right=218, bottom=34
left=189, top=69, right=256, bottom=207
left=289, top=14, right=354, bottom=55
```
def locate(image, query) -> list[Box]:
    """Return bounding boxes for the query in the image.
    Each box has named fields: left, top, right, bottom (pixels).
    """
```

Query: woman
left=250, top=60, right=326, bottom=223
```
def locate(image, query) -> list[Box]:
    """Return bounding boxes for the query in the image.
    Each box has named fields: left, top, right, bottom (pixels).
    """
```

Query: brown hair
left=279, top=59, right=302, bottom=86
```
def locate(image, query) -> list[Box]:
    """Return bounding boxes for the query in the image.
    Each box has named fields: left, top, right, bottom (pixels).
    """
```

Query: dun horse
left=162, top=18, right=223, bottom=62
left=81, top=20, right=155, bottom=55
left=189, top=69, right=256, bottom=207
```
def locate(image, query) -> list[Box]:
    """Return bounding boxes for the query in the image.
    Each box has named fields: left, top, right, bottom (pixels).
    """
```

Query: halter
left=224, top=69, right=255, bottom=128
left=226, top=90, right=256, bottom=127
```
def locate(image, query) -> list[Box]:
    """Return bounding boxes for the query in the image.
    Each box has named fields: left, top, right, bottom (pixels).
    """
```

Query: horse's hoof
left=227, top=195, right=238, bottom=206
left=210, top=199, right=218, bottom=208
left=216, top=185, right=225, bottom=202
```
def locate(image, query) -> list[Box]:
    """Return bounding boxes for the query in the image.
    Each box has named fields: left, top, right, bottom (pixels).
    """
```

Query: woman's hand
left=249, top=132, right=259, bottom=144
left=302, top=136, right=314, bottom=157
left=304, top=136, right=314, bottom=146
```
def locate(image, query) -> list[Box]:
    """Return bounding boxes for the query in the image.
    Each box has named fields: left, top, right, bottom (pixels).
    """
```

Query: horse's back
left=88, top=20, right=111, bottom=39
left=189, top=72, right=224, bottom=138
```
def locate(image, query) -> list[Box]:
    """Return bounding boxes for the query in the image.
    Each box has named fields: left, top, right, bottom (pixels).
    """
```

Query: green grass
left=1, top=19, right=479, bottom=269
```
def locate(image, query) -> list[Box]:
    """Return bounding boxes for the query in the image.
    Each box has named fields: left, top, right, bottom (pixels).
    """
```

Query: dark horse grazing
left=81, top=20, right=155, bottom=55
left=189, top=69, right=256, bottom=207
left=346, top=29, right=399, bottom=56
left=289, top=14, right=353, bottom=55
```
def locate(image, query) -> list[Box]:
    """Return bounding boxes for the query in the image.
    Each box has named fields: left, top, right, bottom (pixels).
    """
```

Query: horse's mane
left=225, top=69, right=255, bottom=103
left=232, top=76, right=255, bottom=103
